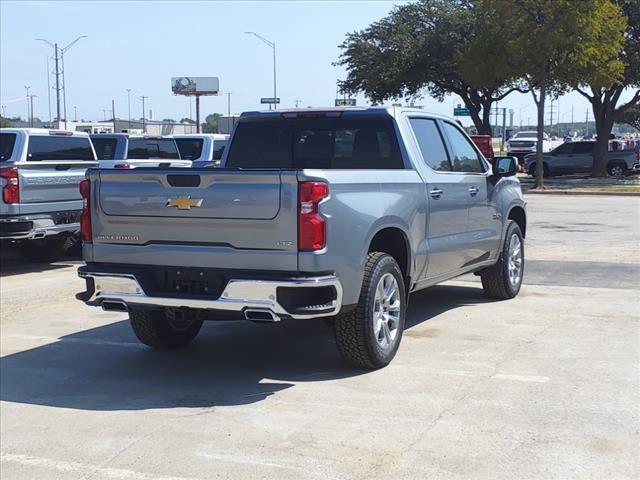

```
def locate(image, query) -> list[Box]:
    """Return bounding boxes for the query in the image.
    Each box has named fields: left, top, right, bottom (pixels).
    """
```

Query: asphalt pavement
left=1, top=194, right=638, bottom=480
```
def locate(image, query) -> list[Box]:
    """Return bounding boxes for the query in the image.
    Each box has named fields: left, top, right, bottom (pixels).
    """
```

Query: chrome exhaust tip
left=101, top=300, right=128, bottom=312
left=244, top=308, right=280, bottom=322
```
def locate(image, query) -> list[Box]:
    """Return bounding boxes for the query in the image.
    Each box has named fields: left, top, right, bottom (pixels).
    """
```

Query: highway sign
left=454, top=105, right=470, bottom=116
left=335, top=98, right=356, bottom=107
left=260, top=97, right=280, bottom=104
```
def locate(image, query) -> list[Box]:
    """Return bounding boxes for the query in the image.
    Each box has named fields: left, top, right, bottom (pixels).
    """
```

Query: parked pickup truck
left=77, top=108, right=527, bottom=369
left=1, top=128, right=98, bottom=261
left=173, top=134, right=229, bottom=167
left=507, top=130, right=552, bottom=162
left=524, top=141, right=639, bottom=177
left=90, top=133, right=191, bottom=169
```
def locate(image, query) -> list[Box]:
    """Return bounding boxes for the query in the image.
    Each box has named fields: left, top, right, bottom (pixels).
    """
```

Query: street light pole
left=29, top=95, right=37, bottom=127
left=74, top=106, right=78, bottom=122
left=245, top=32, right=277, bottom=110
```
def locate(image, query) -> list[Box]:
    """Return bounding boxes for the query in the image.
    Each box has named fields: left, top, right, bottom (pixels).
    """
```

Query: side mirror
left=491, top=156, right=518, bottom=179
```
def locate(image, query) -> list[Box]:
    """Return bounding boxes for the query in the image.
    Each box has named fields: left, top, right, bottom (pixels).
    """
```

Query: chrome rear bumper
left=77, top=271, right=343, bottom=321
left=0, top=215, right=78, bottom=240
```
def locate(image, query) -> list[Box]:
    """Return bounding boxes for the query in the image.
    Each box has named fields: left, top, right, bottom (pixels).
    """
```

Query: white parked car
left=506, top=130, right=552, bottom=161
left=172, top=134, right=229, bottom=167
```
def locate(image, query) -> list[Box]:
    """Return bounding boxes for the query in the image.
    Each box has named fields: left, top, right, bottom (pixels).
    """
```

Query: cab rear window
left=226, top=115, right=404, bottom=169
left=175, top=139, right=203, bottom=160
left=0, top=133, right=17, bottom=162
left=127, top=138, right=180, bottom=159
left=91, top=137, right=118, bottom=160
left=26, top=136, right=95, bottom=161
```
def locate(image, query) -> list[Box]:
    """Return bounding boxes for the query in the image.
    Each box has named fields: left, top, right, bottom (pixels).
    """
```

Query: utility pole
left=548, top=99, right=555, bottom=133
left=501, top=108, right=507, bottom=151
left=24, top=86, right=31, bottom=125
left=195, top=94, right=201, bottom=133
left=112, top=99, right=116, bottom=132
left=73, top=106, right=78, bottom=121
left=28, top=95, right=37, bottom=127
left=36, top=36, right=87, bottom=129
left=140, top=95, right=148, bottom=133
left=585, top=109, right=589, bottom=136
left=126, top=89, right=131, bottom=130
left=1, top=105, right=6, bottom=117
left=571, top=105, right=574, bottom=135
left=102, top=109, right=107, bottom=121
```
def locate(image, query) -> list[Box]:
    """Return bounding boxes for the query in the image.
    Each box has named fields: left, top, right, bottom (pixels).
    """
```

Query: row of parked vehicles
left=0, top=129, right=229, bottom=261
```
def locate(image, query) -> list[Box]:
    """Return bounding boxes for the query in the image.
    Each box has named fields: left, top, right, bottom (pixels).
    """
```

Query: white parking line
left=0, top=453, right=198, bottom=480
left=492, top=373, right=550, bottom=383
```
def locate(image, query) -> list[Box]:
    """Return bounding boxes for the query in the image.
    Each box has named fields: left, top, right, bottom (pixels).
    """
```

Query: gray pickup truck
left=1, top=128, right=98, bottom=261
left=524, top=140, right=639, bottom=177
left=77, top=108, right=527, bottom=368
left=90, top=134, right=191, bottom=169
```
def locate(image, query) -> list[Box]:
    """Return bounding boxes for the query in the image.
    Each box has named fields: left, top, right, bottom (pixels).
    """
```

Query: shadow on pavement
left=0, top=243, right=82, bottom=277
left=0, top=284, right=492, bottom=411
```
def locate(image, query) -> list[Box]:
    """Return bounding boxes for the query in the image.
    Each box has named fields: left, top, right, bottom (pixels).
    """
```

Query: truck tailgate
left=19, top=161, right=97, bottom=204
left=90, top=169, right=299, bottom=270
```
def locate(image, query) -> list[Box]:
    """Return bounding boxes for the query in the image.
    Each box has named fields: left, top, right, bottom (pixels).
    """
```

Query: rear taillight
left=114, top=163, right=130, bottom=169
left=1, top=167, right=19, bottom=204
left=298, top=181, right=328, bottom=251
left=79, top=179, right=92, bottom=243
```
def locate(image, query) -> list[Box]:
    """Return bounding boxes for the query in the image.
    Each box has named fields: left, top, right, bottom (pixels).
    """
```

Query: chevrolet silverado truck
left=524, top=140, right=639, bottom=177
left=1, top=128, right=98, bottom=261
left=90, top=133, right=191, bottom=169
left=77, top=108, right=527, bottom=369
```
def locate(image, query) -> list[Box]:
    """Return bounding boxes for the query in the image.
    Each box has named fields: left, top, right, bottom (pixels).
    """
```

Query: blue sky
left=1, top=0, right=636, bottom=128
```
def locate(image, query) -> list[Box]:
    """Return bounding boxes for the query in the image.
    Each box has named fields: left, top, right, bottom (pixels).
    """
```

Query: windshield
left=91, top=137, right=118, bottom=160
left=0, top=133, right=17, bottom=162
left=226, top=115, right=403, bottom=169
left=175, top=139, right=204, bottom=160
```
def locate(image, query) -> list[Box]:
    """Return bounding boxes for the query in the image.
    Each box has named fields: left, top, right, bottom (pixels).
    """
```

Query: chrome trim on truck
left=0, top=216, right=79, bottom=240
left=78, top=271, right=343, bottom=321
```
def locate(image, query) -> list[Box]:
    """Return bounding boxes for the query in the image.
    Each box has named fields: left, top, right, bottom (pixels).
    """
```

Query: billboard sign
left=171, top=77, right=219, bottom=96
left=260, top=97, right=280, bottom=104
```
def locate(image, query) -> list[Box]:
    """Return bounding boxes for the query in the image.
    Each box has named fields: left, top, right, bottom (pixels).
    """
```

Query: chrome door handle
left=468, top=186, right=479, bottom=196
left=430, top=188, right=443, bottom=199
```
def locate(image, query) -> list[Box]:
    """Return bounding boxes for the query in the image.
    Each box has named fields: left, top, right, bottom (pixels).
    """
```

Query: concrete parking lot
left=1, top=195, right=639, bottom=480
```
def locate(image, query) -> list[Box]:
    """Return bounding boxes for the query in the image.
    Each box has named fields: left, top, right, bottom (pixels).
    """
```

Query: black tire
left=333, top=252, right=406, bottom=369
left=480, top=220, right=524, bottom=299
left=528, top=163, right=550, bottom=178
left=17, top=236, right=69, bottom=263
left=607, top=162, right=626, bottom=178
left=129, top=307, right=203, bottom=349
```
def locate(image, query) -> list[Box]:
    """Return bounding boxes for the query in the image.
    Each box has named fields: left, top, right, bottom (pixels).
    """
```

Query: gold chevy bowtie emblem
left=166, top=196, right=203, bottom=210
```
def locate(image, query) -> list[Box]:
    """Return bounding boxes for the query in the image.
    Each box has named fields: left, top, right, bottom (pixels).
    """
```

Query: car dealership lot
left=1, top=195, right=638, bottom=480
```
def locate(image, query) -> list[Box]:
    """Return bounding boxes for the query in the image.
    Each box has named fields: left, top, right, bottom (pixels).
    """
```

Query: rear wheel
left=528, top=163, right=550, bottom=178
left=17, top=236, right=69, bottom=262
left=480, top=220, right=524, bottom=299
left=129, top=307, right=203, bottom=349
left=333, top=252, right=406, bottom=369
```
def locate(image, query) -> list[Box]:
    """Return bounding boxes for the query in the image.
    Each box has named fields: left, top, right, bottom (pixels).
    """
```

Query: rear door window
left=441, top=122, right=485, bottom=173
left=226, top=115, right=403, bottom=169
left=175, top=139, right=203, bottom=160
left=91, top=137, right=118, bottom=160
left=409, top=118, right=451, bottom=171
left=573, top=142, right=595, bottom=154
left=0, top=133, right=17, bottom=162
left=26, top=135, right=95, bottom=161
left=127, top=139, right=180, bottom=159
left=553, top=143, right=574, bottom=155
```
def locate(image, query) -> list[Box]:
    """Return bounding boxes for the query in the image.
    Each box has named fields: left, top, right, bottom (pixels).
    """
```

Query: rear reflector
left=298, top=181, right=328, bottom=251
left=114, top=163, right=131, bottom=169
left=79, top=179, right=92, bottom=243
left=1, top=167, right=19, bottom=204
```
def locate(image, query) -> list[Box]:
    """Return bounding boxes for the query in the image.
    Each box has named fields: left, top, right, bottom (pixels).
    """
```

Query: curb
left=524, top=190, right=640, bottom=197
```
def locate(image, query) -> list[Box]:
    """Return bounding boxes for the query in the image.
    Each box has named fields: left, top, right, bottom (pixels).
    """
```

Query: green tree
left=202, top=113, right=221, bottom=133
left=337, top=0, right=526, bottom=135
left=162, top=118, right=176, bottom=123
left=490, top=0, right=626, bottom=188
left=574, top=0, right=639, bottom=176
left=0, top=116, right=14, bottom=128
left=180, top=117, right=196, bottom=124
left=618, top=104, right=640, bottom=131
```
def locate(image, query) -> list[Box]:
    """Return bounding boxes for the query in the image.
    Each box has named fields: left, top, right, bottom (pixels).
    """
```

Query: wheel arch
left=367, top=226, right=412, bottom=292
left=507, top=205, right=527, bottom=238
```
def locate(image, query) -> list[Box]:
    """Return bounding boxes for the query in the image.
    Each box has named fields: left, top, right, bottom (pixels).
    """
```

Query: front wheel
left=129, top=307, right=203, bottom=349
left=480, top=220, right=524, bottom=299
left=528, top=163, right=550, bottom=178
left=333, top=252, right=406, bottom=369
left=607, top=162, right=626, bottom=178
